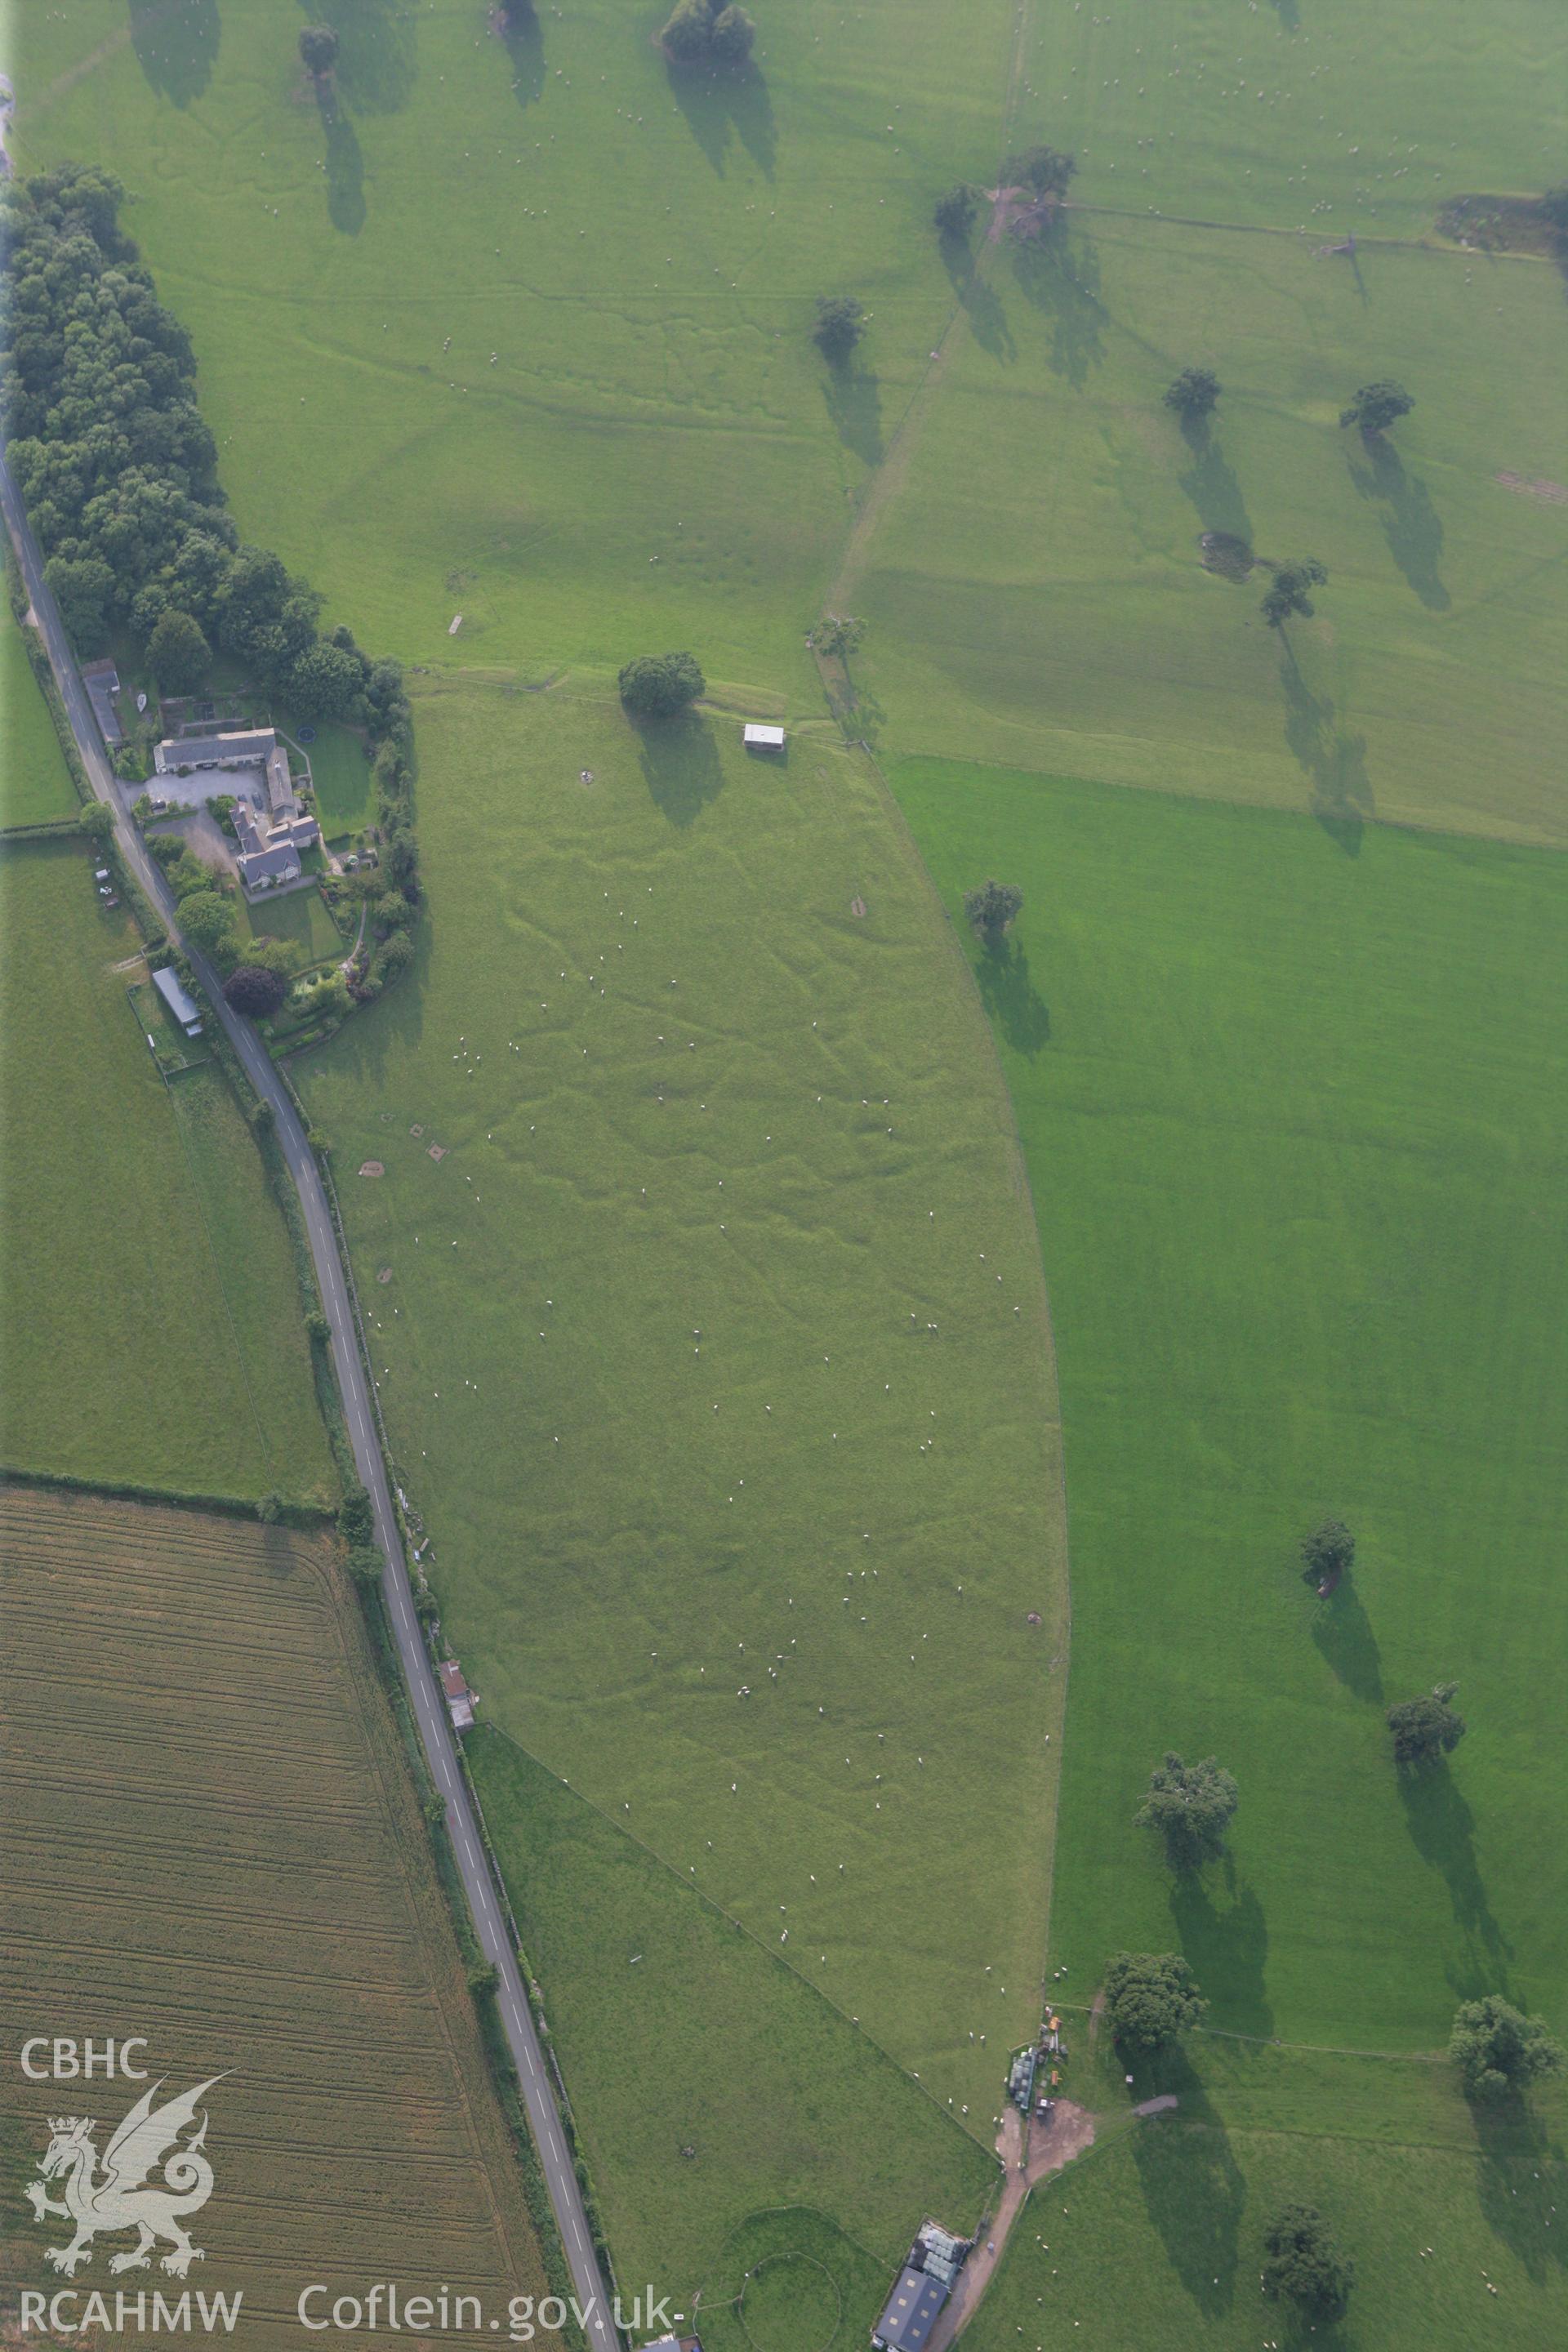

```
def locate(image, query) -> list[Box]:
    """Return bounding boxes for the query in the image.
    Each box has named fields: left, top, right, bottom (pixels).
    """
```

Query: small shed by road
left=743, top=723, right=786, bottom=752
left=439, top=1659, right=475, bottom=1731
left=152, top=964, right=203, bottom=1039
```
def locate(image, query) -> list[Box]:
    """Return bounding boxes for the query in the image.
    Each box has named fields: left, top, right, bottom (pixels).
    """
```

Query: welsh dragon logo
left=25, top=2076, right=226, bottom=2278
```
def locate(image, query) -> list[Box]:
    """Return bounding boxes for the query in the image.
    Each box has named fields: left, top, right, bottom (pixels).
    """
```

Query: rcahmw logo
left=21, top=2060, right=237, bottom=2315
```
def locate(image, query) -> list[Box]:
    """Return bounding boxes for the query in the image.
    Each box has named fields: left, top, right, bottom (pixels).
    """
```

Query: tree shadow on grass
left=1170, top=1864, right=1274, bottom=2042
left=1398, top=1764, right=1513, bottom=1989
left=636, top=710, right=725, bottom=828
left=1348, top=438, right=1450, bottom=610
left=1009, top=222, right=1106, bottom=386
left=1126, top=2064, right=1245, bottom=2321
left=129, top=0, right=220, bottom=108
left=303, top=0, right=418, bottom=114
left=1176, top=416, right=1254, bottom=546
left=973, top=941, right=1049, bottom=1057
left=1277, top=642, right=1372, bottom=854
left=1310, top=1578, right=1383, bottom=1703
left=496, top=1, right=545, bottom=108
left=940, top=237, right=1015, bottom=363
left=666, top=59, right=776, bottom=180
left=1471, top=2098, right=1568, bottom=2284
left=319, top=94, right=366, bottom=234
left=821, top=362, right=884, bottom=469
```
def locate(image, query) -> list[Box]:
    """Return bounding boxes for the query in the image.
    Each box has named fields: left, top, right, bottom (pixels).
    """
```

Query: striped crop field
left=0, top=1488, right=547, bottom=2345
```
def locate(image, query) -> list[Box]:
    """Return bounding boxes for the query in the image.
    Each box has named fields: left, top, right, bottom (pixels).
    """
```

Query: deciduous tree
left=617, top=651, right=706, bottom=717
left=813, top=295, right=866, bottom=363
left=223, top=964, right=288, bottom=1017
left=1300, top=1517, right=1354, bottom=1592
left=147, top=606, right=212, bottom=694
left=1102, top=1951, right=1206, bottom=2054
left=1163, top=367, right=1220, bottom=422
left=1260, top=557, right=1327, bottom=630
left=1003, top=145, right=1076, bottom=198
left=1261, top=2205, right=1354, bottom=2320
left=1135, top=1751, right=1238, bottom=1869
left=1449, top=1996, right=1564, bottom=2101
left=933, top=184, right=980, bottom=239
left=1340, top=380, right=1414, bottom=436
left=1387, top=1682, right=1466, bottom=1766
left=298, top=26, right=340, bottom=80
left=176, top=889, right=238, bottom=956
left=963, top=878, right=1023, bottom=951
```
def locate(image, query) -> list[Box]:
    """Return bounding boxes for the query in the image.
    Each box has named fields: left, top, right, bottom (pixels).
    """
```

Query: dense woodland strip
left=0, top=162, right=421, bottom=993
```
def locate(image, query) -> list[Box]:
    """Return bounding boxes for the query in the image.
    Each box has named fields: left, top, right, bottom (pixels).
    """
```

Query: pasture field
left=470, top=1730, right=996, bottom=2299
left=13, top=3, right=1566, bottom=843
left=891, top=755, right=1568, bottom=2052
left=1, top=604, right=79, bottom=830
left=11, top=0, right=1017, bottom=690
left=0, top=837, right=332, bottom=1502
left=846, top=214, right=1568, bottom=844
left=296, top=676, right=1067, bottom=2123
left=697, top=2208, right=893, bottom=2352
left=964, top=2090, right=1568, bottom=2352
left=0, top=1487, right=550, bottom=2343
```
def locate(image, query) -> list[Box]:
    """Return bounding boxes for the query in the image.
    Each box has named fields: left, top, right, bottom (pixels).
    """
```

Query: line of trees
left=1, top=160, right=422, bottom=978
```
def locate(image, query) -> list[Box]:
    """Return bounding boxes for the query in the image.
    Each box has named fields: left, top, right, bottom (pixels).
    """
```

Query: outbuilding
left=439, top=1659, right=475, bottom=1731
left=152, top=964, right=203, bottom=1039
left=871, top=2268, right=947, bottom=2352
left=743, top=723, right=786, bottom=751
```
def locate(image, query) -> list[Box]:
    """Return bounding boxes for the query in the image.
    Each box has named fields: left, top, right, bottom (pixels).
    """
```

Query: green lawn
left=891, top=756, right=1568, bottom=2051
left=290, top=720, right=372, bottom=837
left=297, top=678, right=1067, bottom=2123
left=1, top=606, right=79, bottom=830
left=470, top=1728, right=996, bottom=2300
left=243, top=880, right=345, bottom=966
left=0, top=840, right=333, bottom=1502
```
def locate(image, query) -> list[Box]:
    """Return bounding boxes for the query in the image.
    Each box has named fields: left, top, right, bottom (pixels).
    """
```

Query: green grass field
left=298, top=677, right=1067, bottom=2128
left=15, top=1, right=1566, bottom=844
left=12, top=0, right=1017, bottom=693
left=0, top=839, right=332, bottom=1501
left=12, top=3, right=1568, bottom=2339
left=697, top=2208, right=896, bottom=2352
left=847, top=216, right=1568, bottom=844
left=1, top=607, right=80, bottom=831
left=965, top=2093, right=1568, bottom=2352
left=470, top=1728, right=996, bottom=2299
left=892, top=756, right=1568, bottom=2051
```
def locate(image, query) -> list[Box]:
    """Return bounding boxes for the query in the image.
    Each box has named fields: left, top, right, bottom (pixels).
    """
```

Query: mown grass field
left=0, top=838, right=332, bottom=1501
left=1, top=606, right=79, bottom=830
left=298, top=677, right=1066, bottom=2126
left=892, top=755, right=1568, bottom=2051
left=0, top=1488, right=549, bottom=2344
left=470, top=1730, right=996, bottom=2301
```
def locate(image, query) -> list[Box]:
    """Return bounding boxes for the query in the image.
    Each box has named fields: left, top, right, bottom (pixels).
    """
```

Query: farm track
left=0, top=455, right=617, bottom=2352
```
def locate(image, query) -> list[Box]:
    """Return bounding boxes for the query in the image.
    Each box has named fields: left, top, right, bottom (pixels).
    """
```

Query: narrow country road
left=1, top=453, right=619, bottom=2352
